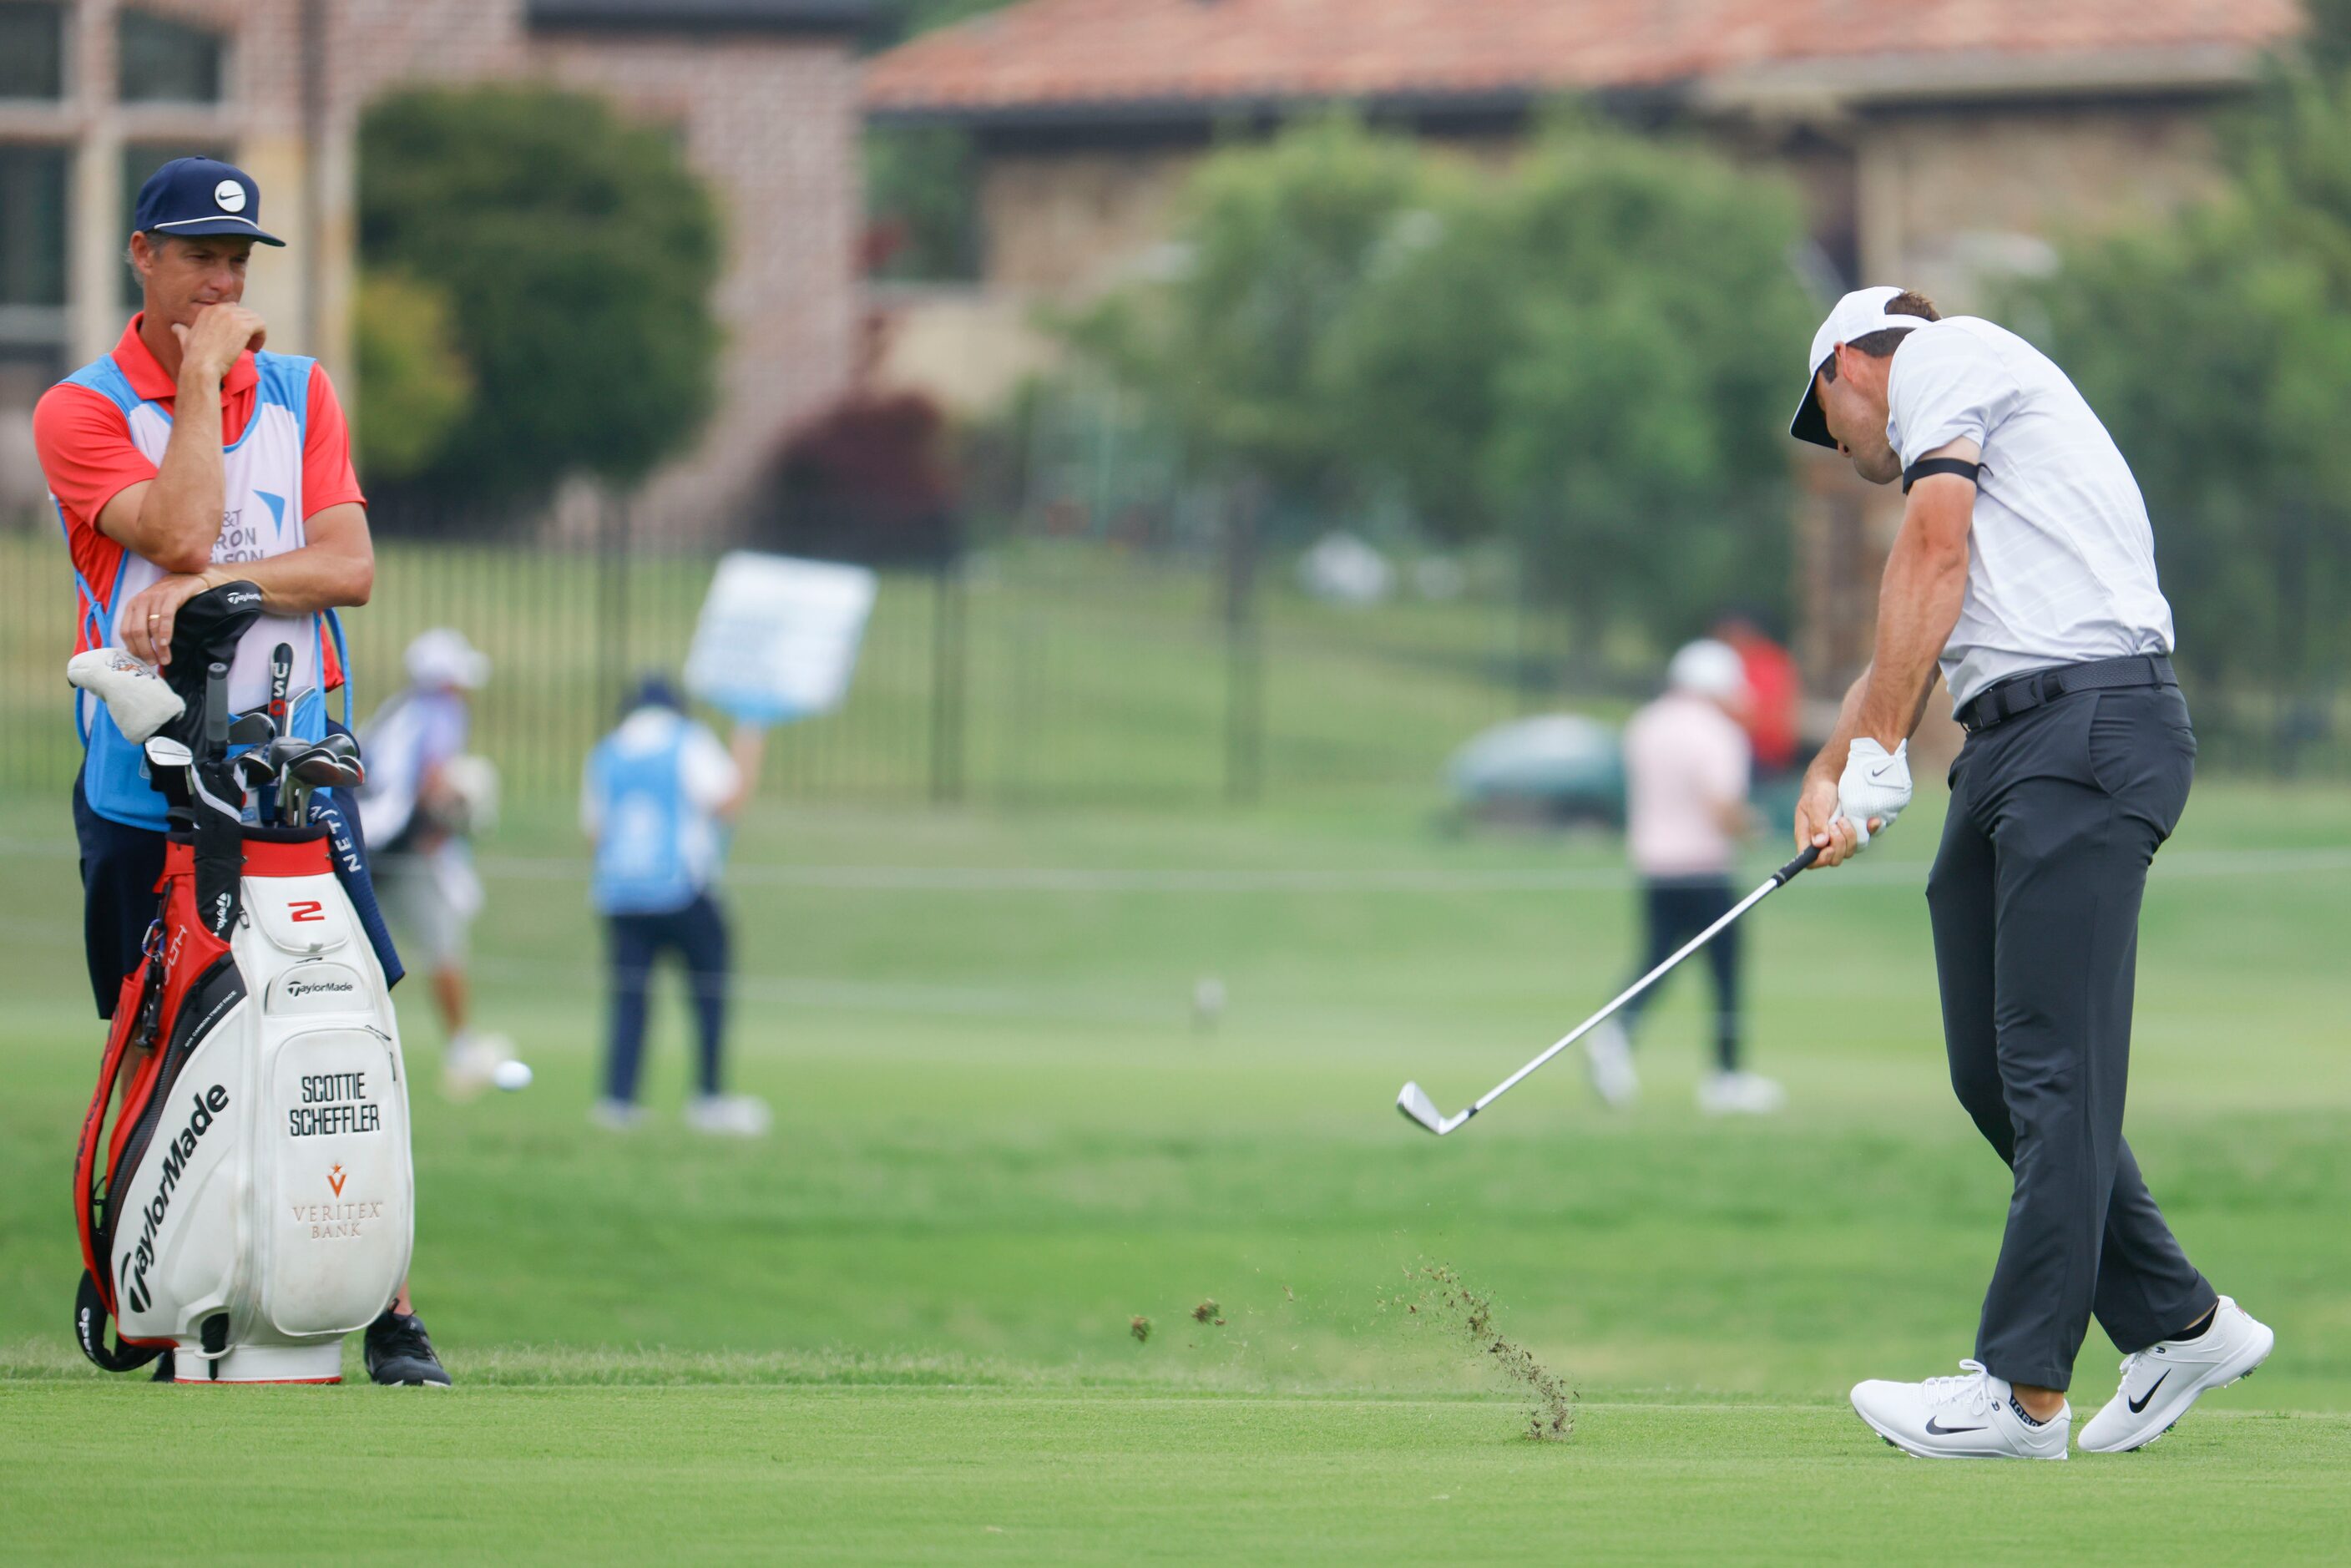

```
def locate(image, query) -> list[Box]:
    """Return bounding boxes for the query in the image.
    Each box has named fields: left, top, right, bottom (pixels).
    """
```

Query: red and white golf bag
left=74, top=826, right=413, bottom=1383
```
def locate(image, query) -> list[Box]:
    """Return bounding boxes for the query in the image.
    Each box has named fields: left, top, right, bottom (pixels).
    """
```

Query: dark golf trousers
left=1927, top=680, right=2216, bottom=1391
left=604, top=893, right=731, bottom=1104
left=1618, top=876, right=1741, bottom=1072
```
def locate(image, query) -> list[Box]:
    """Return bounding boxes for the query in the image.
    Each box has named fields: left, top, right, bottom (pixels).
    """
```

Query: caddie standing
left=33, top=156, right=448, bottom=1387
left=1788, top=286, right=2272, bottom=1459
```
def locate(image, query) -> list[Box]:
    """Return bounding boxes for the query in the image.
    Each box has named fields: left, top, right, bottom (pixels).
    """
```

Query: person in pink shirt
left=1585, top=640, right=1785, bottom=1115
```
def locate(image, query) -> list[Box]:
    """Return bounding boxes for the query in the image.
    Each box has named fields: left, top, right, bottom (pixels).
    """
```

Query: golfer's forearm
left=718, top=723, right=766, bottom=821
left=1854, top=485, right=1970, bottom=746
left=135, top=378, right=229, bottom=573
left=217, top=504, right=374, bottom=615
left=211, top=543, right=372, bottom=615
left=1807, top=673, right=1873, bottom=784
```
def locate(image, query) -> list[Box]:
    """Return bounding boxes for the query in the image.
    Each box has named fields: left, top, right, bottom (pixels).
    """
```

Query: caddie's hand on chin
left=119, top=569, right=222, bottom=666
left=171, top=304, right=267, bottom=384
left=1834, top=736, right=1912, bottom=852
left=1794, top=772, right=1868, bottom=868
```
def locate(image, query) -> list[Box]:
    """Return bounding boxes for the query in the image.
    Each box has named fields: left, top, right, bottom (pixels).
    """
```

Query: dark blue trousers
left=604, top=893, right=731, bottom=1103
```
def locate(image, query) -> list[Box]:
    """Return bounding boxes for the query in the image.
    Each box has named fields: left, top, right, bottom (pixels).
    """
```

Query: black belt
left=1955, top=654, right=2176, bottom=734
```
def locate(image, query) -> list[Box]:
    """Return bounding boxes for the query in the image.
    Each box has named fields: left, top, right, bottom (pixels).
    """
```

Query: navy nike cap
left=130, top=157, right=285, bottom=246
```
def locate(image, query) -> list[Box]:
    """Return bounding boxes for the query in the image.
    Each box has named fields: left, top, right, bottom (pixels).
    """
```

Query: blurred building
left=0, top=0, right=867, bottom=534
left=865, top=0, right=2301, bottom=689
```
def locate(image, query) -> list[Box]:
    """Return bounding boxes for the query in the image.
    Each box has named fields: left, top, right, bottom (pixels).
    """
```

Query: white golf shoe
left=1583, top=1020, right=1638, bottom=1107
left=685, top=1094, right=772, bottom=1137
left=1697, top=1070, right=1786, bottom=1115
left=2078, top=1296, right=2274, bottom=1454
left=1850, top=1359, right=2069, bottom=1460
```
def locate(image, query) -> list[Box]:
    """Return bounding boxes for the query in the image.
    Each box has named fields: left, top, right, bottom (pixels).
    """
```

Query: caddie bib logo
left=327, top=1163, right=347, bottom=1196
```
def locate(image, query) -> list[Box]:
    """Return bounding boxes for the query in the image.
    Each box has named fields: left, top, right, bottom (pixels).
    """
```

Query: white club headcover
left=67, top=648, right=185, bottom=744
left=1836, top=736, right=1914, bottom=849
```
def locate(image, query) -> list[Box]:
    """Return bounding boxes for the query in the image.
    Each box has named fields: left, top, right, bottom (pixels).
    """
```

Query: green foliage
left=1068, top=114, right=1436, bottom=498
left=2015, top=62, right=2351, bottom=700
left=1336, top=115, right=1813, bottom=640
left=1065, top=111, right=1813, bottom=642
left=351, top=270, right=473, bottom=483
left=358, top=84, right=723, bottom=514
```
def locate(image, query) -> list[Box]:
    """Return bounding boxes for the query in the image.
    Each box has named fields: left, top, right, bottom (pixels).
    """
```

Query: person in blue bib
left=32, top=157, right=442, bottom=1388
left=582, top=677, right=769, bottom=1136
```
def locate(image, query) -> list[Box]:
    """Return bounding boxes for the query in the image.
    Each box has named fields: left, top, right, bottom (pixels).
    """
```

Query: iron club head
left=1397, top=1082, right=1472, bottom=1136
left=228, top=711, right=277, bottom=747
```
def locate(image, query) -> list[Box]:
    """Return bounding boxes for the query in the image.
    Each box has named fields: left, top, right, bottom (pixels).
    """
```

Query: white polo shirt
left=1883, top=317, right=2174, bottom=706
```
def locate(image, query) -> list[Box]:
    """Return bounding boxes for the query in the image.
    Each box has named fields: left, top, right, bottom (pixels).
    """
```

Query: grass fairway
left=3, top=782, right=2349, bottom=1562
left=4, top=1388, right=2346, bottom=1564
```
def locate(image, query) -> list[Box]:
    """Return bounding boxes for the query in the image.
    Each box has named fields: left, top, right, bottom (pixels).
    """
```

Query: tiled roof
left=867, top=0, right=2301, bottom=119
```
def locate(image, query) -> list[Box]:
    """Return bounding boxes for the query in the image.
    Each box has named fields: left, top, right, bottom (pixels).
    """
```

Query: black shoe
left=364, top=1308, right=452, bottom=1386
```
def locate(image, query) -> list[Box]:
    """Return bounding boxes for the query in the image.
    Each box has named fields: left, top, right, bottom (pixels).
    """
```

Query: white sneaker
left=442, top=1034, right=503, bottom=1100
left=1583, top=1020, right=1638, bottom=1107
left=589, top=1098, right=645, bottom=1132
left=1850, top=1359, right=2069, bottom=1460
left=2078, top=1296, right=2274, bottom=1453
left=1697, top=1070, right=1786, bottom=1115
left=685, top=1094, right=772, bottom=1137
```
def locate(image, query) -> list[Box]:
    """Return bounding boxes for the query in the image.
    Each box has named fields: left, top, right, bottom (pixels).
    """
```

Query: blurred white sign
left=685, top=552, right=877, bottom=724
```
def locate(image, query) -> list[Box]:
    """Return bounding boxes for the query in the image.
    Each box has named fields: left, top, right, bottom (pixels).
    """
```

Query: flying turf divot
left=1394, top=1263, right=1575, bottom=1441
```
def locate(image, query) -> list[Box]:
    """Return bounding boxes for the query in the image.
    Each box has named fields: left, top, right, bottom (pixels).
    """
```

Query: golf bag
left=73, top=585, right=413, bottom=1383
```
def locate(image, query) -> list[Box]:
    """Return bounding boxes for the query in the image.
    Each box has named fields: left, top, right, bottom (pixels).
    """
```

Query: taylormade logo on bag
left=283, top=975, right=355, bottom=999
left=119, top=1085, right=230, bottom=1315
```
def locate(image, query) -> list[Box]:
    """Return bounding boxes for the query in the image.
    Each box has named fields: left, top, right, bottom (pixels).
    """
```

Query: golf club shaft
left=1465, top=844, right=1822, bottom=1118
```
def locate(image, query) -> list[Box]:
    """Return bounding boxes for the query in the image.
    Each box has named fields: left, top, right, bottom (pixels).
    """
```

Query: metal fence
left=0, top=517, right=1585, bottom=810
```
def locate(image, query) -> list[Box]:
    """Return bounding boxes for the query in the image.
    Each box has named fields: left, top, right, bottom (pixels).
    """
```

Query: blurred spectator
left=1585, top=640, right=1785, bottom=1116
left=359, top=629, right=520, bottom=1097
left=582, top=677, right=771, bottom=1136
left=1712, top=609, right=1803, bottom=778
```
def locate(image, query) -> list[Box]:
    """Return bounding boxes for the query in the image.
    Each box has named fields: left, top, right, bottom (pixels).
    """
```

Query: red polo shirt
left=33, top=314, right=365, bottom=677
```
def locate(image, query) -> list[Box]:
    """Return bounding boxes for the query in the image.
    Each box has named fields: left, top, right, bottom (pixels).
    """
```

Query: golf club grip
left=1772, top=843, right=1823, bottom=884
left=269, top=642, right=291, bottom=721
left=205, top=662, right=229, bottom=751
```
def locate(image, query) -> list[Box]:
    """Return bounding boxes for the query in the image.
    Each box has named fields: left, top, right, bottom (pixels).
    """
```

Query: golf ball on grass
left=493, top=1059, right=533, bottom=1092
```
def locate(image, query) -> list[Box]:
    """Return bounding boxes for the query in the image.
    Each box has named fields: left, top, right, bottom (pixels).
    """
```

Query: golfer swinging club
left=1789, top=287, right=2272, bottom=1459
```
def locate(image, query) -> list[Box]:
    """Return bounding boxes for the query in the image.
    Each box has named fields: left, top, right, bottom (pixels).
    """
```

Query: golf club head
left=1397, top=1082, right=1469, bottom=1136
left=290, top=748, right=359, bottom=791
left=316, top=731, right=366, bottom=784
left=228, top=711, right=277, bottom=746
left=231, top=751, right=275, bottom=791
left=143, top=736, right=194, bottom=771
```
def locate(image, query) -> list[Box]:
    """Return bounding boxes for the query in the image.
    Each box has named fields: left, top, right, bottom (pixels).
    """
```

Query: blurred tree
left=1064, top=114, right=1434, bottom=502
left=358, top=84, right=722, bottom=518
left=2015, top=44, right=2351, bottom=726
left=1331, top=114, right=1813, bottom=644
left=351, top=270, right=472, bottom=483
left=1064, top=111, right=1812, bottom=645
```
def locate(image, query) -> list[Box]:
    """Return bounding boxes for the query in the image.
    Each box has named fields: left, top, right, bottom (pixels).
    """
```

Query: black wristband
left=1903, top=457, right=1982, bottom=494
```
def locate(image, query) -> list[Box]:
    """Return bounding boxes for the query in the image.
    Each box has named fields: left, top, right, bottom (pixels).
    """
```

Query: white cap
left=1668, top=639, right=1747, bottom=703
left=405, top=628, right=489, bottom=690
left=1788, top=286, right=1930, bottom=448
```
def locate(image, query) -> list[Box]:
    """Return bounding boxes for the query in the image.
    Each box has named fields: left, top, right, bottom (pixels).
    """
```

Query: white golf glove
left=1836, top=737, right=1912, bottom=848
left=67, top=647, right=185, bottom=744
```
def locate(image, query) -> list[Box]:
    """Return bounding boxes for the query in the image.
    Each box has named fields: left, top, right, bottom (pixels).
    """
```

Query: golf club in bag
left=1398, top=844, right=1822, bottom=1136
left=73, top=586, right=413, bottom=1383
